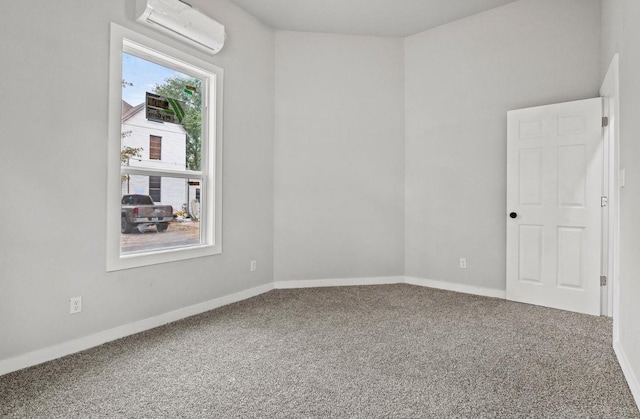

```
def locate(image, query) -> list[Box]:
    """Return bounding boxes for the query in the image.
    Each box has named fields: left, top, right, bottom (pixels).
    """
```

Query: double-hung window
left=149, top=135, right=162, bottom=160
left=107, top=24, right=223, bottom=271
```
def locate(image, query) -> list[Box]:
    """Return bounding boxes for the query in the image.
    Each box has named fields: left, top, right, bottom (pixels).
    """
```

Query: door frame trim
left=599, top=54, right=620, bottom=323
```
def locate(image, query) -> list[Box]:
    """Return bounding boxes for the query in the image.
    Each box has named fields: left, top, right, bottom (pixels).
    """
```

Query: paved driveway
left=121, top=221, right=200, bottom=253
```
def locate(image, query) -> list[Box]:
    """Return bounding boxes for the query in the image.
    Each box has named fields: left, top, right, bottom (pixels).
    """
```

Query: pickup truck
left=121, top=194, right=173, bottom=234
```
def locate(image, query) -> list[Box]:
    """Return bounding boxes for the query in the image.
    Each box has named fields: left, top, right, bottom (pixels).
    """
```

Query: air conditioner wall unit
left=136, top=0, right=226, bottom=55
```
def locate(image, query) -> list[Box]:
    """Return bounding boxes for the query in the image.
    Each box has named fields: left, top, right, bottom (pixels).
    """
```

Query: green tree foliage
left=120, top=138, right=143, bottom=185
left=154, top=76, right=202, bottom=170
left=121, top=146, right=142, bottom=165
left=121, top=81, right=139, bottom=185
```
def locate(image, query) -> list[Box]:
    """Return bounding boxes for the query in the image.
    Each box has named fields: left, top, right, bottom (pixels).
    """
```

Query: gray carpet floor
left=1, top=284, right=638, bottom=418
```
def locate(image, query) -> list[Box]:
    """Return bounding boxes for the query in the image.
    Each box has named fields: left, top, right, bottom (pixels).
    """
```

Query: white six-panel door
left=506, top=98, right=603, bottom=316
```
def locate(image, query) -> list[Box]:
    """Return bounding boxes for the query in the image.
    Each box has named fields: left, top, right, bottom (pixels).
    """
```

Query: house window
left=149, top=176, right=161, bottom=202
left=149, top=135, right=162, bottom=160
left=107, top=24, right=223, bottom=271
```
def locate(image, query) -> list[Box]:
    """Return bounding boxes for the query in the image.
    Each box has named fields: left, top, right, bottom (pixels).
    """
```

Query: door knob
left=509, top=212, right=518, bottom=219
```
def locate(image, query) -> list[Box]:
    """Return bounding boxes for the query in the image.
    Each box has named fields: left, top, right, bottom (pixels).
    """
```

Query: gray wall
left=274, top=31, right=405, bottom=281
left=404, top=0, right=602, bottom=291
left=601, top=0, right=640, bottom=402
left=0, top=0, right=275, bottom=360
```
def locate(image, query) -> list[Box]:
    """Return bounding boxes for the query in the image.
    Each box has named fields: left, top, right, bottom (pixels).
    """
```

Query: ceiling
left=228, top=0, right=519, bottom=37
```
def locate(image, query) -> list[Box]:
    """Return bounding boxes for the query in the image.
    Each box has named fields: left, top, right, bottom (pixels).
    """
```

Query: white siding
left=122, top=106, right=188, bottom=212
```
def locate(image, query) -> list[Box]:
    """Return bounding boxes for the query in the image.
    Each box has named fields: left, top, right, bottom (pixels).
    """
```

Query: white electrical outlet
left=459, top=258, right=467, bottom=269
left=250, top=260, right=257, bottom=272
left=70, top=296, right=82, bottom=314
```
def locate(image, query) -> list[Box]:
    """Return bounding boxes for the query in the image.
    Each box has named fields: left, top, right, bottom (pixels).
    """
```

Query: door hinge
left=601, top=196, right=608, bottom=207
left=600, top=276, right=607, bottom=286
left=602, top=116, right=609, bottom=127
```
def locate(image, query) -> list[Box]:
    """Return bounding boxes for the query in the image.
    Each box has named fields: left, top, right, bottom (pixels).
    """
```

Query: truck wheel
left=157, top=223, right=168, bottom=233
left=121, top=216, right=133, bottom=234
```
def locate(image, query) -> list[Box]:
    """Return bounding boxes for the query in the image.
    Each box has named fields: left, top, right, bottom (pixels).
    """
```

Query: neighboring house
left=121, top=100, right=190, bottom=213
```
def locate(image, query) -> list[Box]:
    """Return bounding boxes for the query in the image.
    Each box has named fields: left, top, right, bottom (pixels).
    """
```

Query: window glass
left=120, top=47, right=205, bottom=254
left=120, top=175, right=202, bottom=254
left=148, top=176, right=161, bottom=202
left=107, top=24, right=223, bottom=271
left=149, top=135, right=162, bottom=160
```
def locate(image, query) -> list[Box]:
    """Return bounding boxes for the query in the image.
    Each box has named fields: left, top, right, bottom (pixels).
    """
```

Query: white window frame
left=107, top=23, right=223, bottom=271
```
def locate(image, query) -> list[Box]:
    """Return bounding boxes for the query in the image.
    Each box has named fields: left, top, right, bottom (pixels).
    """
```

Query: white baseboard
left=275, top=276, right=506, bottom=300
left=274, top=276, right=404, bottom=289
left=5, top=274, right=636, bottom=412
left=3, top=273, right=636, bottom=411
left=0, top=276, right=515, bottom=378
left=614, top=340, right=640, bottom=409
left=0, top=283, right=274, bottom=376
left=404, top=276, right=506, bottom=299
